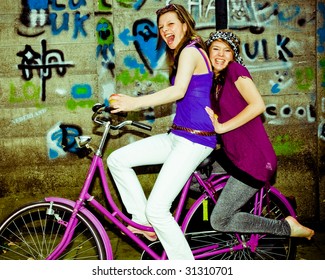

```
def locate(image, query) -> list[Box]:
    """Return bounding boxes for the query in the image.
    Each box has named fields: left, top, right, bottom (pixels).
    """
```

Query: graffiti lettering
left=265, top=103, right=316, bottom=124
left=9, top=81, right=39, bottom=103
left=47, top=122, right=82, bottom=159
left=51, top=0, right=87, bottom=11
left=17, top=39, right=74, bottom=101
left=11, top=108, right=47, bottom=125
left=276, top=34, right=293, bottom=62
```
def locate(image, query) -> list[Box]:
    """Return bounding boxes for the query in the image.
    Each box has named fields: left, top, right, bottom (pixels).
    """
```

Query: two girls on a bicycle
left=108, top=5, right=314, bottom=260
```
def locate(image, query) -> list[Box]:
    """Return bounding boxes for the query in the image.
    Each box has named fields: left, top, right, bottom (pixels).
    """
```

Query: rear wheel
left=182, top=187, right=297, bottom=260
left=0, top=201, right=107, bottom=260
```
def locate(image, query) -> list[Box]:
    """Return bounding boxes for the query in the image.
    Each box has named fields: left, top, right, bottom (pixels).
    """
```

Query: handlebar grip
left=92, top=103, right=105, bottom=112
left=131, top=121, right=152, bottom=131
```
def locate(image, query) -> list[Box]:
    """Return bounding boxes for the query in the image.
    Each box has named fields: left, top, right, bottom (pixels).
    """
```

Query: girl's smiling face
left=158, top=11, right=187, bottom=50
left=208, top=39, right=235, bottom=73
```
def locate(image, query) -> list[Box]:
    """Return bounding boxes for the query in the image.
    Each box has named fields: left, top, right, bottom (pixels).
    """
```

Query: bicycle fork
left=45, top=200, right=83, bottom=260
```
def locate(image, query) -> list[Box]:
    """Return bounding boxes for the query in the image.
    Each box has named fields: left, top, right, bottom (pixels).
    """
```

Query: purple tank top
left=215, top=62, right=277, bottom=182
left=171, top=44, right=216, bottom=149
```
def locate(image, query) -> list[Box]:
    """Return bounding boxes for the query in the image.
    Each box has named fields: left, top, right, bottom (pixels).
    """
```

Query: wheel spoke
left=0, top=202, right=106, bottom=260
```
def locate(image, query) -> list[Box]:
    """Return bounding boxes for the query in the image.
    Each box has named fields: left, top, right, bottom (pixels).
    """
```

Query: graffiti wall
left=0, top=0, right=324, bottom=223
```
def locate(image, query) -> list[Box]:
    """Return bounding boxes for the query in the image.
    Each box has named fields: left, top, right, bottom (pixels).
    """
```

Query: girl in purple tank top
left=106, top=4, right=216, bottom=259
left=205, top=30, right=314, bottom=240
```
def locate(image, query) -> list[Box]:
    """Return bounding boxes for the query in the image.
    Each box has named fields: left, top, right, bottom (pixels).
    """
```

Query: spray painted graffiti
left=97, top=0, right=112, bottom=13
left=116, top=69, right=169, bottom=122
left=96, top=18, right=115, bottom=76
left=265, top=103, right=316, bottom=125
left=317, top=2, right=325, bottom=53
left=9, top=81, right=39, bottom=104
left=119, top=18, right=166, bottom=74
left=243, top=34, right=294, bottom=95
left=295, top=67, right=314, bottom=91
left=17, top=39, right=74, bottom=102
left=49, top=11, right=90, bottom=38
left=20, top=0, right=49, bottom=29
left=11, top=108, right=47, bottom=125
left=133, top=80, right=155, bottom=123
left=47, top=122, right=82, bottom=159
left=273, top=134, right=304, bottom=156
left=116, top=0, right=146, bottom=10
left=18, top=0, right=90, bottom=39
left=66, top=84, right=95, bottom=110
left=244, top=34, right=293, bottom=62
left=229, top=1, right=311, bottom=33
left=269, top=70, right=293, bottom=94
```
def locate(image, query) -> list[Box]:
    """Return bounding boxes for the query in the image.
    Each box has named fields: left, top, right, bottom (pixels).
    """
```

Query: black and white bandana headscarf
left=206, top=30, right=245, bottom=66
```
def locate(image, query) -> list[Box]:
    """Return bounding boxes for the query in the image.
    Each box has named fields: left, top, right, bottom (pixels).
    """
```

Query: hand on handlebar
left=109, top=94, right=137, bottom=113
left=91, top=103, right=152, bottom=131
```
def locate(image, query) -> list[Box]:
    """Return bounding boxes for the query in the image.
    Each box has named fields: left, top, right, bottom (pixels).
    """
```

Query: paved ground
left=295, top=225, right=325, bottom=260
left=107, top=224, right=325, bottom=260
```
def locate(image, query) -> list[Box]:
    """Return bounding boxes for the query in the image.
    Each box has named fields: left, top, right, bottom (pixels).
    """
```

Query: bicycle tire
left=182, top=185, right=297, bottom=260
left=0, top=201, right=107, bottom=260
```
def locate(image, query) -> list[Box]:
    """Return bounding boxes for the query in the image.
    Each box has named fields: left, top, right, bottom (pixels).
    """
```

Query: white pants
left=107, top=133, right=213, bottom=259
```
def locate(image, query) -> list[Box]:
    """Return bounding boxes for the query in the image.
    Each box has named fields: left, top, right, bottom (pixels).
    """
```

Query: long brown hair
left=156, top=4, right=206, bottom=75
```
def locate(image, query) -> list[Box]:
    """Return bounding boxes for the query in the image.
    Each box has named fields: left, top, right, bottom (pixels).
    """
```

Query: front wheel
left=0, top=201, right=107, bottom=260
left=182, top=187, right=297, bottom=260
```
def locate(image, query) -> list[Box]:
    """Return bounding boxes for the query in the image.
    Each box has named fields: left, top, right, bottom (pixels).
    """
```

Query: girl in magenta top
left=205, top=30, right=314, bottom=240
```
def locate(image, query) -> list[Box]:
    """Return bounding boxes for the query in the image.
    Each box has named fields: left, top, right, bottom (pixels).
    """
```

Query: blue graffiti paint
left=119, top=19, right=165, bottom=73
left=71, top=84, right=92, bottom=99
left=27, top=0, right=49, bottom=10
left=69, top=0, right=86, bottom=10
left=119, top=29, right=133, bottom=46
left=133, top=19, right=165, bottom=70
left=278, top=6, right=300, bottom=23
left=73, top=12, right=90, bottom=39
left=96, top=18, right=115, bottom=61
left=49, top=13, right=69, bottom=35
left=48, top=123, right=82, bottom=159
left=271, top=84, right=281, bottom=94
left=133, top=0, right=146, bottom=10
left=124, top=56, right=146, bottom=74
left=50, top=0, right=86, bottom=10
left=317, top=2, right=325, bottom=53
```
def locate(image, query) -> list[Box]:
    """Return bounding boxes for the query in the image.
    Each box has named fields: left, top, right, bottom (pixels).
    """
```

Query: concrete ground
left=107, top=225, right=325, bottom=260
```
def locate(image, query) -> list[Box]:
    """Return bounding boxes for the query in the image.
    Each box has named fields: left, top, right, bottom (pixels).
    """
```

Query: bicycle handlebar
left=131, top=121, right=152, bottom=131
left=91, top=103, right=152, bottom=131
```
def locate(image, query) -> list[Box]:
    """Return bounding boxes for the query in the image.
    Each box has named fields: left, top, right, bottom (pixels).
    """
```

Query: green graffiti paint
left=66, top=99, right=96, bottom=110
left=9, top=81, right=40, bottom=103
left=296, top=67, right=314, bottom=90
left=117, top=69, right=168, bottom=86
left=273, top=134, right=304, bottom=156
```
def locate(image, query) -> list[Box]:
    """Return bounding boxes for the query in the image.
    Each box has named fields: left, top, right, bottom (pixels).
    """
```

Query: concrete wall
left=0, top=0, right=324, bottom=225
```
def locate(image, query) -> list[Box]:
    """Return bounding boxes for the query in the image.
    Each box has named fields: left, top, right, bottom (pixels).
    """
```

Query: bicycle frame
left=182, top=181, right=297, bottom=259
left=44, top=106, right=296, bottom=260
left=42, top=111, right=226, bottom=260
left=45, top=151, right=230, bottom=259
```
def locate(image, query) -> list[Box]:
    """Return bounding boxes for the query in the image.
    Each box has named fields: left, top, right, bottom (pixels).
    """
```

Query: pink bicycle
left=0, top=104, right=297, bottom=260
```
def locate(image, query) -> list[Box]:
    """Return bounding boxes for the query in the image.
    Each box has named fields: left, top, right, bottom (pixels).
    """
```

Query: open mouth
left=165, top=34, right=175, bottom=46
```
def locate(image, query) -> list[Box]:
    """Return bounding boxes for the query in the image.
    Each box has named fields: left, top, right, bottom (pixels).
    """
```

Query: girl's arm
left=206, top=76, right=265, bottom=134
left=109, top=47, right=202, bottom=113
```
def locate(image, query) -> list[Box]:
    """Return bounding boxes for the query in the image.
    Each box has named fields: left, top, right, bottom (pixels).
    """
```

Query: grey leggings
left=210, top=176, right=291, bottom=236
